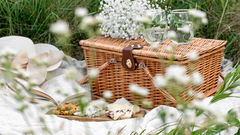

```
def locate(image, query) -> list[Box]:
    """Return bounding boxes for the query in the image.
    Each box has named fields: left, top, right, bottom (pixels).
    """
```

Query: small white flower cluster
left=75, top=7, right=88, bottom=17
left=192, top=99, right=227, bottom=123
left=153, top=65, right=204, bottom=88
left=188, top=9, right=208, bottom=24
left=50, top=20, right=70, bottom=35
left=186, top=51, right=199, bottom=61
left=129, top=83, right=149, bottom=96
left=182, top=109, right=197, bottom=124
left=103, top=90, right=113, bottom=99
left=187, top=90, right=204, bottom=99
left=74, top=7, right=103, bottom=30
left=165, top=65, right=191, bottom=85
left=88, top=67, right=100, bottom=79
left=99, top=0, right=161, bottom=39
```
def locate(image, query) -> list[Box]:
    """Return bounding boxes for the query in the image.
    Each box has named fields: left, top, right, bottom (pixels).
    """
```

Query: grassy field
left=0, top=0, right=239, bottom=65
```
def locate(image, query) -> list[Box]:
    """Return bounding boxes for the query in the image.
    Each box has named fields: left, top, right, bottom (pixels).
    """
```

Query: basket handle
left=138, top=62, right=177, bottom=104
left=79, top=58, right=117, bottom=85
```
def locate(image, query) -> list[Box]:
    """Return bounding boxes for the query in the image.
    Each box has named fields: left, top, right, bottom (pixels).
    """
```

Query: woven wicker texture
left=80, top=36, right=226, bottom=107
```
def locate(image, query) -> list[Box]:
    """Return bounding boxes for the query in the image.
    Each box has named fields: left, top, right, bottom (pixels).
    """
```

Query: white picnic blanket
left=1, top=87, right=240, bottom=135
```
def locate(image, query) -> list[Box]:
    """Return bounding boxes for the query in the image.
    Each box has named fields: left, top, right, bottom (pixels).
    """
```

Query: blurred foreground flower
left=191, top=72, right=204, bottom=86
left=186, top=51, right=199, bottom=61
left=50, top=20, right=70, bottom=36
left=75, top=7, right=88, bottom=17
left=166, top=65, right=190, bottom=85
left=103, top=90, right=113, bottom=99
left=88, top=68, right=99, bottom=79
left=188, top=9, right=208, bottom=25
left=129, top=84, right=149, bottom=97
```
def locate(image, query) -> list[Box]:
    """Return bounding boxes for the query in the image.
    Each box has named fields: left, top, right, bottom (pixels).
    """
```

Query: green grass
left=0, top=0, right=98, bottom=59
left=0, top=0, right=239, bottom=64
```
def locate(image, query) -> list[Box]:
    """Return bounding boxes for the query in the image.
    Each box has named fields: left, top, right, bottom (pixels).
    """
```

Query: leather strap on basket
left=122, top=44, right=143, bottom=71
left=79, top=58, right=117, bottom=85
left=139, top=62, right=177, bottom=104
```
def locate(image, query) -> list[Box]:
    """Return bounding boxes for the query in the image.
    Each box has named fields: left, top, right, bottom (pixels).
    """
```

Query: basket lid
left=80, top=36, right=226, bottom=61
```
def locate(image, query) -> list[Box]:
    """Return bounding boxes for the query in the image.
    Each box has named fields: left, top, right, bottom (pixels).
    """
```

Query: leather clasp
left=122, top=44, right=143, bottom=71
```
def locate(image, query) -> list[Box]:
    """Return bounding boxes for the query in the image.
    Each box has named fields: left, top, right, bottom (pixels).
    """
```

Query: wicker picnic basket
left=79, top=36, right=226, bottom=107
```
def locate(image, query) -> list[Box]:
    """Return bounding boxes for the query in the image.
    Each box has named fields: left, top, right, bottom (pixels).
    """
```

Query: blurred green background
left=0, top=0, right=239, bottom=65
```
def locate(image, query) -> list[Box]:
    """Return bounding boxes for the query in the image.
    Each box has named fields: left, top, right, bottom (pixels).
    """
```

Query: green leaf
left=166, top=128, right=177, bottom=135
left=227, top=109, right=240, bottom=126
left=225, top=83, right=240, bottom=91
left=206, top=125, right=228, bottom=135
left=234, top=128, right=240, bottom=135
left=192, top=129, right=206, bottom=135
left=152, top=16, right=161, bottom=25
left=223, top=72, right=233, bottom=86
left=139, top=130, right=146, bottom=135
left=211, top=93, right=232, bottom=103
left=196, top=109, right=204, bottom=116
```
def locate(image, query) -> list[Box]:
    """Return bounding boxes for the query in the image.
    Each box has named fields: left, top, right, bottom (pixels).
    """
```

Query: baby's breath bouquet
left=99, top=0, right=161, bottom=40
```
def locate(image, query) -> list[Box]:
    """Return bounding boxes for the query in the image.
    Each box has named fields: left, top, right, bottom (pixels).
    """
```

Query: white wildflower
left=64, top=67, right=82, bottom=81
left=167, top=31, right=177, bottom=39
left=82, top=16, right=97, bottom=26
left=17, top=68, right=30, bottom=78
left=142, top=99, right=152, bottom=108
left=150, top=42, right=159, bottom=50
left=135, top=16, right=151, bottom=24
left=50, top=20, right=70, bottom=35
left=177, top=104, right=184, bottom=110
left=187, top=90, right=195, bottom=96
left=192, top=99, right=207, bottom=108
left=103, top=90, right=113, bottom=99
left=193, top=99, right=227, bottom=124
left=129, top=84, right=149, bottom=97
left=146, top=9, right=156, bottom=17
left=81, top=97, right=91, bottom=103
left=88, top=68, right=99, bottom=78
left=182, top=109, right=196, bottom=124
left=164, top=46, right=173, bottom=52
left=186, top=51, right=199, bottom=61
left=177, top=25, right=191, bottom=33
left=165, top=65, right=190, bottom=85
left=202, top=18, right=208, bottom=24
left=214, top=112, right=227, bottom=124
left=153, top=74, right=166, bottom=88
left=95, top=14, right=104, bottom=23
left=195, top=92, right=204, bottom=99
left=74, top=85, right=88, bottom=95
left=191, top=72, right=204, bottom=86
left=75, top=7, right=88, bottom=17
left=188, top=9, right=207, bottom=19
left=188, top=90, right=204, bottom=99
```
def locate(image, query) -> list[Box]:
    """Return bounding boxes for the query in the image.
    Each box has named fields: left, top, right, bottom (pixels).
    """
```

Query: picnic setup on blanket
left=0, top=0, right=231, bottom=124
left=52, top=37, right=226, bottom=122
left=49, top=5, right=228, bottom=122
